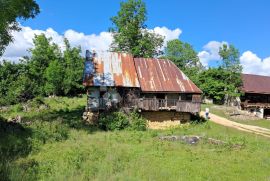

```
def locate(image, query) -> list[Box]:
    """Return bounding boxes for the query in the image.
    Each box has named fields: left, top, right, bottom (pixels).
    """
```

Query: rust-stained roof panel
left=242, top=74, right=270, bottom=94
left=83, top=52, right=140, bottom=87
left=134, top=58, right=202, bottom=93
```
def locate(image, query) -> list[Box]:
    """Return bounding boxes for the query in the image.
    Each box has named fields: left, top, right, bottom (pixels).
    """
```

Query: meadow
left=1, top=96, right=270, bottom=181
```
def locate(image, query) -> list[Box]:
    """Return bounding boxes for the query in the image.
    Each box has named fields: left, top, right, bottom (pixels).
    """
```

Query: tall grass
left=1, top=96, right=270, bottom=180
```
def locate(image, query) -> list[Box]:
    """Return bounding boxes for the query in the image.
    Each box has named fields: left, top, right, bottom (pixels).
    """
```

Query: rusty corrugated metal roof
left=83, top=51, right=140, bottom=87
left=134, top=58, right=202, bottom=93
left=242, top=74, right=270, bottom=94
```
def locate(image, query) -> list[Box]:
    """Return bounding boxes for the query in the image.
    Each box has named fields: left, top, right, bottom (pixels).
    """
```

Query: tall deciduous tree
left=62, top=38, right=84, bottom=95
left=0, top=0, right=40, bottom=56
left=219, top=44, right=242, bottom=104
left=45, top=60, right=64, bottom=96
left=29, top=34, right=62, bottom=95
left=110, top=0, right=164, bottom=57
left=165, top=39, right=200, bottom=69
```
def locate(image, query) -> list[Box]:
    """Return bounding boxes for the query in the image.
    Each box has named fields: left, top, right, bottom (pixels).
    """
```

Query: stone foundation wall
left=141, top=111, right=191, bottom=129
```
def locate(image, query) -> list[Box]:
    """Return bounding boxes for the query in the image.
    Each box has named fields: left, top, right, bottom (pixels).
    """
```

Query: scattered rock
left=0, top=106, right=10, bottom=112
left=83, top=111, right=99, bottom=125
left=159, top=135, right=243, bottom=149
left=207, top=138, right=226, bottom=145
left=8, top=115, right=22, bottom=123
left=159, top=135, right=201, bottom=145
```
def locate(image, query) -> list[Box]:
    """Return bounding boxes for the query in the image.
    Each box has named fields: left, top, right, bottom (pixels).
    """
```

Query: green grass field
left=1, top=97, right=270, bottom=181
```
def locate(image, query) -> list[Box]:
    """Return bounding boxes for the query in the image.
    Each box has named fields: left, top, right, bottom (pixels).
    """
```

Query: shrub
left=98, top=112, right=130, bottom=131
left=98, top=111, right=147, bottom=131
left=128, top=112, right=147, bottom=131
left=12, top=104, right=24, bottom=112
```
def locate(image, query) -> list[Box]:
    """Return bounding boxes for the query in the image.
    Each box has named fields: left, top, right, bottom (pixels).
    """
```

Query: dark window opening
left=156, top=93, right=165, bottom=99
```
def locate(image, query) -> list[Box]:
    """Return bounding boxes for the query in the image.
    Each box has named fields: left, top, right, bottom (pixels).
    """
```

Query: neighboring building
left=241, top=74, right=270, bottom=118
left=83, top=50, right=202, bottom=123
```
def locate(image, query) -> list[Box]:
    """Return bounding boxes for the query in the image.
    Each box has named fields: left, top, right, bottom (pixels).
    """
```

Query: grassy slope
left=1, top=97, right=270, bottom=181
left=201, top=104, right=270, bottom=129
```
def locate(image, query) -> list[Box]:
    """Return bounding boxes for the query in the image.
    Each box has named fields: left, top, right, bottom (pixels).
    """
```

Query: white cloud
left=153, top=26, right=182, bottom=46
left=240, top=51, right=270, bottom=76
left=1, top=25, right=113, bottom=62
left=1, top=25, right=182, bottom=62
left=199, top=41, right=270, bottom=76
left=198, top=41, right=228, bottom=67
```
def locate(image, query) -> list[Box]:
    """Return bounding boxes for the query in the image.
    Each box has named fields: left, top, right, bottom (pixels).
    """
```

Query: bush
left=98, top=111, right=147, bottom=131
left=12, top=104, right=24, bottom=112
left=98, top=112, right=130, bottom=131
left=129, top=112, right=147, bottom=131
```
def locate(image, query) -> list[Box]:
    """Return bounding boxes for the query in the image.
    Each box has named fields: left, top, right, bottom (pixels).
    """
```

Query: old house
left=241, top=74, right=270, bottom=118
left=83, top=50, right=202, bottom=124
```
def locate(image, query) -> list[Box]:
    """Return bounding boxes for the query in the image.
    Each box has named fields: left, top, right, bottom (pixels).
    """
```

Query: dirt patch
left=200, top=111, right=270, bottom=138
left=212, top=105, right=261, bottom=121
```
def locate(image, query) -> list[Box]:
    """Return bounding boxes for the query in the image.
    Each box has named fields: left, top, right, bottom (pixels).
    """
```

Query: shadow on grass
left=0, top=105, right=99, bottom=180
left=190, top=113, right=208, bottom=124
left=22, top=105, right=99, bottom=134
left=0, top=116, right=33, bottom=180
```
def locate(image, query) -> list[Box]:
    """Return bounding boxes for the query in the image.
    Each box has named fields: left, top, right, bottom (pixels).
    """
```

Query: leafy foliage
left=219, top=44, right=243, bottom=104
left=195, top=44, right=242, bottom=104
left=98, top=112, right=130, bottom=131
left=196, top=68, right=228, bottom=103
left=163, top=39, right=204, bottom=86
left=98, top=111, right=147, bottom=131
left=110, top=0, right=164, bottom=57
left=0, top=35, right=84, bottom=106
left=164, top=39, right=201, bottom=69
left=128, top=111, right=147, bottom=131
left=0, top=0, right=40, bottom=56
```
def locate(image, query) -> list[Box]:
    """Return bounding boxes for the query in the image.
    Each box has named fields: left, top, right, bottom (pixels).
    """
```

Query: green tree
left=164, top=39, right=200, bottom=69
left=163, top=39, right=204, bottom=84
left=45, top=60, right=64, bottom=96
left=28, top=34, right=62, bottom=95
left=0, top=0, right=40, bottom=56
left=196, top=68, right=228, bottom=104
left=62, top=38, right=84, bottom=95
left=219, top=44, right=242, bottom=104
left=0, top=59, right=34, bottom=105
left=110, top=0, right=164, bottom=57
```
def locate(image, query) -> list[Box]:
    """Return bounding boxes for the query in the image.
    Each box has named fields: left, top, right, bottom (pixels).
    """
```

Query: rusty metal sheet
left=242, top=74, right=270, bottom=94
left=83, top=51, right=140, bottom=87
left=134, top=58, right=202, bottom=93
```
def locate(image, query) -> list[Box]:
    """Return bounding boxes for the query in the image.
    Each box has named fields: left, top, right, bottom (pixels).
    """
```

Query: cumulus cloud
left=153, top=26, right=182, bottom=46
left=1, top=25, right=182, bottom=62
left=1, top=26, right=113, bottom=62
left=199, top=41, right=270, bottom=76
left=198, top=41, right=228, bottom=67
left=240, top=51, right=270, bottom=76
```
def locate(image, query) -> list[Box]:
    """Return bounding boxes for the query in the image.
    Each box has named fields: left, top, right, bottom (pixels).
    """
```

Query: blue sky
left=3, top=0, right=270, bottom=75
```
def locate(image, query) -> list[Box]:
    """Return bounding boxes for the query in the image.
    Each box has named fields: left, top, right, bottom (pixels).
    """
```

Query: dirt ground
left=200, top=111, right=270, bottom=138
left=211, top=105, right=261, bottom=121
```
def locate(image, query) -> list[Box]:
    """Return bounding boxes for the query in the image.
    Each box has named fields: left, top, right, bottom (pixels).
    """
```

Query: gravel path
left=200, top=111, right=270, bottom=138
